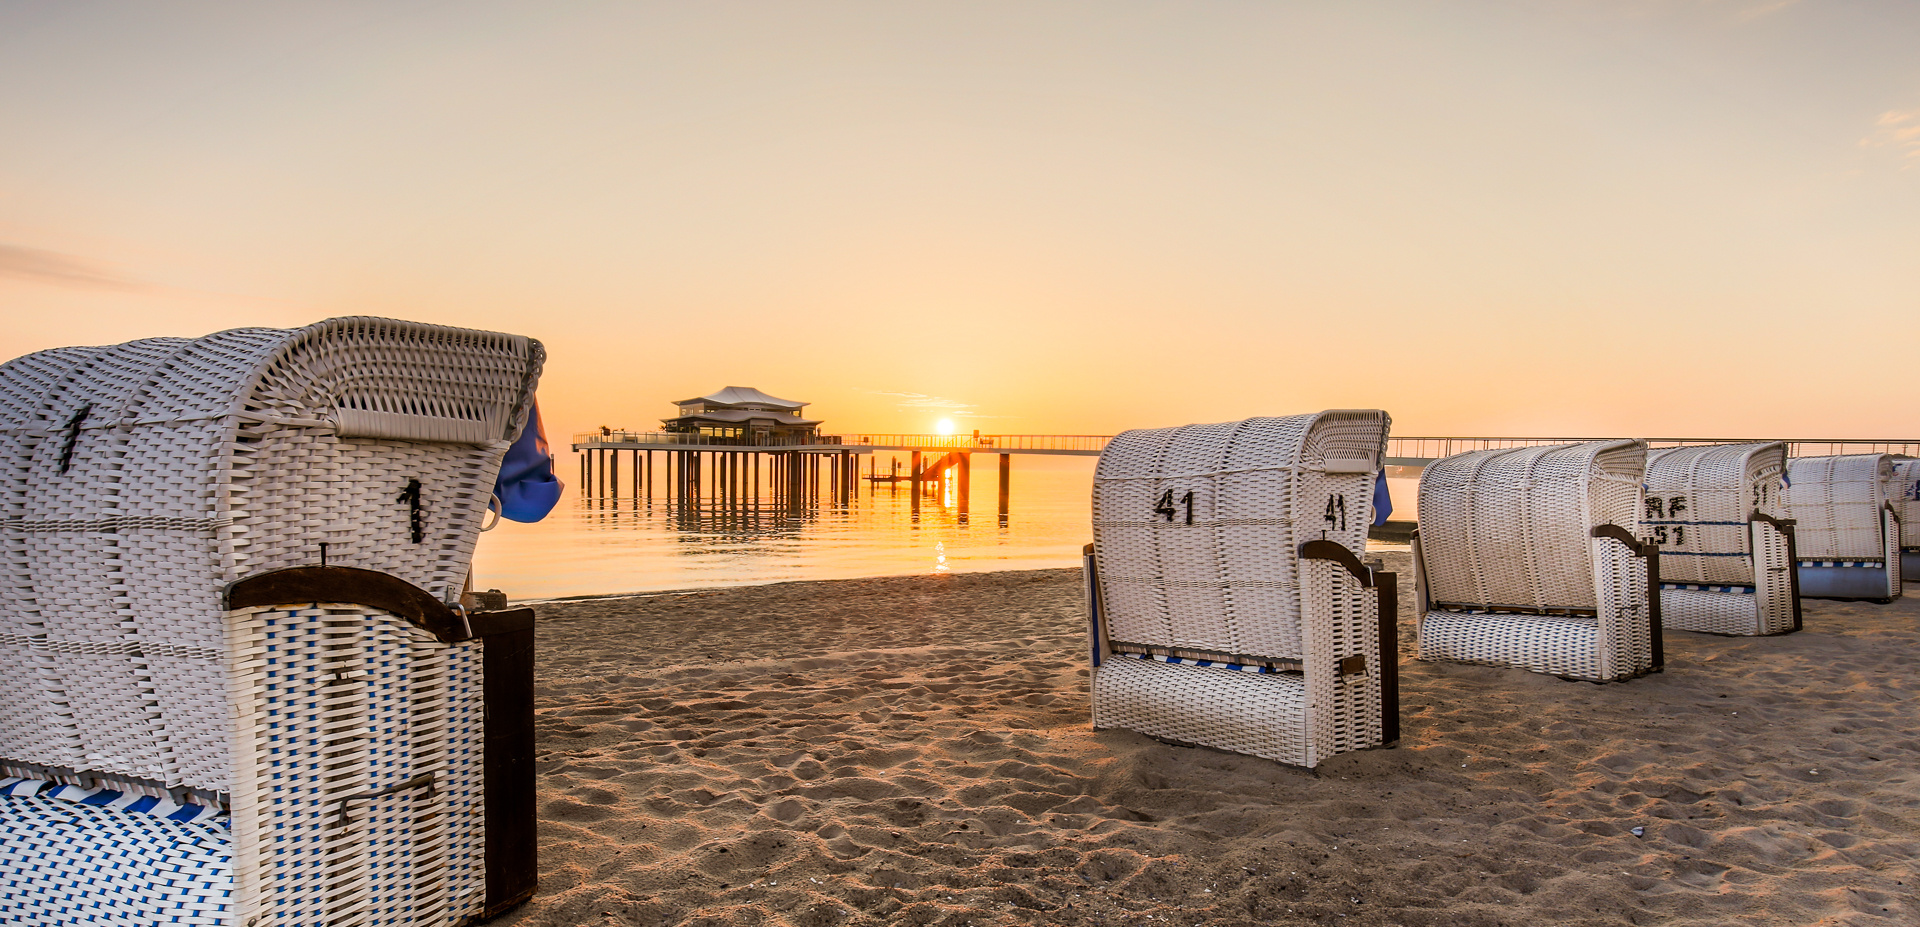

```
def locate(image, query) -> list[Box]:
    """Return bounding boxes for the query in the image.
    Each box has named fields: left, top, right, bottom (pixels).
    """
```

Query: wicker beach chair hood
left=0, top=317, right=544, bottom=926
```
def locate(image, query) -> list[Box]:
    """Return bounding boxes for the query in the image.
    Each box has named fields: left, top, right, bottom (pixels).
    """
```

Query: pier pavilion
left=662, top=386, right=821, bottom=444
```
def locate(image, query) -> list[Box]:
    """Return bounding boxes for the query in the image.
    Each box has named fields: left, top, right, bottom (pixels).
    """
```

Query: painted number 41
left=1325, top=494, right=1348, bottom=532
left=1155, top=489, right=1194, bottom=524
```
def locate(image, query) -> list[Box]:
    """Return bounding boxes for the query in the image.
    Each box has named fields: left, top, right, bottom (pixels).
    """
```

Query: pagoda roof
left=663, top=408, right=821, bottom=427
left=674, top=385, right=808, bottom=410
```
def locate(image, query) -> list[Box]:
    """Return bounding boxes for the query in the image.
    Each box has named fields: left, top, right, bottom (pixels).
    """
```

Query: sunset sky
left=3, top=1, right=1916, bottom=446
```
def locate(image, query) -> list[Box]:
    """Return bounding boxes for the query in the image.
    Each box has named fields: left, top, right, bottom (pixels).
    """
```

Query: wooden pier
left=566, top=431, right=1084, bottom=520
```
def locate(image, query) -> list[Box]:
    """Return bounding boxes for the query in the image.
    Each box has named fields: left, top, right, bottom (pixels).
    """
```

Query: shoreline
left=506, top=553, right=1919, bottom=926
left=497, top=521, right=1421, bottom=606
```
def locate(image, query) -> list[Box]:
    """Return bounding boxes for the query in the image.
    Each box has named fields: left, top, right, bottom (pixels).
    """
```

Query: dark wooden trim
left=1589, top=524, right=1652, bottom=557
left=1298, top=540, right=1375, bottom=587
left=482, top=622, right=538, bottom=916
left=1411, top=530, right=1431, bottom=616
left=1784, top=520, right=1803, bottom=632
left=1082, top=543, right=1108, bottom=669
left=469, top=608, right=534, bottom=638
left=1375, top=570, right=1400, bottom=745
left=1645, top=530, right=1664, bottom=670
left=223, top=566, right=466, bottom=643
left=1750, top=510, right=1797, bottom=533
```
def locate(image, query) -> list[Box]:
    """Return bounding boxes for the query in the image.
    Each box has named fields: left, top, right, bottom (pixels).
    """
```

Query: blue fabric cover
left=493, top=399, right=564, bottom=523
left=1372, top=470, right=1393, bottom=526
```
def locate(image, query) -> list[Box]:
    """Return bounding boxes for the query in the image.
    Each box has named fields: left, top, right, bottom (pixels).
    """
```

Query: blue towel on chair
left=1372, top=470, right=1393, bottom=526
left=494, top=398, right=564, bottom=523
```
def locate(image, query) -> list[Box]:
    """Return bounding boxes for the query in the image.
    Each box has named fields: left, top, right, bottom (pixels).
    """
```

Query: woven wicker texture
left=1089, top=411, right=1389, bottom=768
left=1782, top=455, right=1892, bottom=561
left=1415, top=440, right=1657, bottom=682
left=1418, top=441, right=1644, bottom=613
left=1419, top=610, right=1601, bottom=679
left=0, top=317, right=537, bottom=926
left=1783, top=454, right=1900, bottom=601
left=1644, top=443, right=1796, bottom=636
left=0, top=788, right=234, bottom=925
left=224, top=604, right=488, bottom=927
left=1890, top=458, right=1920, bottom=558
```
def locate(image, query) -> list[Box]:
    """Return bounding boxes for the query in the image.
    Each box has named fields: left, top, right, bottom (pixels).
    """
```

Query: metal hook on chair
left=333, top=773, right=435, bottom=827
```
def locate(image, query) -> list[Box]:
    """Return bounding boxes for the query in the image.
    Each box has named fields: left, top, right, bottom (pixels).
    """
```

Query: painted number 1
left=1155, top=489, right=1194, bottom=524
left=1325, top=494, right=1347, bottom=532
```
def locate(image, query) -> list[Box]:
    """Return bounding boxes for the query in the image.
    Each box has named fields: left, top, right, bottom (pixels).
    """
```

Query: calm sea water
left=470, top=458, right=1417, bottom=601
left=470, top=457, right=1102, bottom=600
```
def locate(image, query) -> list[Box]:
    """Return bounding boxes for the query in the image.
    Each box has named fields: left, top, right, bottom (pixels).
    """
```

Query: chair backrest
left=0, top=317, right=543, bottom=795
left=1782, top=454, right=1893, bottom=560
left=1644, top=442, right=1786, bottom=585
left=1418, top=440, right=1646, bottom=612
left=1090, top=411, right=1388, bottom=662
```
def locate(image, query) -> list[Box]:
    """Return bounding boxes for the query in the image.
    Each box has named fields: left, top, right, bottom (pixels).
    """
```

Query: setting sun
left=935, top=418, right=956, bottom=436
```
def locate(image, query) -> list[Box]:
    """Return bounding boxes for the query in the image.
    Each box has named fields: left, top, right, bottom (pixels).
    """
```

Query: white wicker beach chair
left=1083, top=411, right=1398, bottom=769
left=1889, top=457, right=1920, bottom=582
left=1781, top=454, right=1902, bottom=602
left=1643, top=442, right=1800, bottom=636
left=1414, top=440, right=1662, bottom=682
left=0, top=318, right=544, bottom=926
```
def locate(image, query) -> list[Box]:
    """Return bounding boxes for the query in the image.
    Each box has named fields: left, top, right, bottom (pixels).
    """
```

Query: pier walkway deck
left=575, top=431, right=1920, bottom=465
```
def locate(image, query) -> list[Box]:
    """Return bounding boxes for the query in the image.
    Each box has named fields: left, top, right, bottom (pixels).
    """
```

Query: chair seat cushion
left=1092, top=656, right=1309, bottom=764
left=1419, top=610, right=1601, bottom=680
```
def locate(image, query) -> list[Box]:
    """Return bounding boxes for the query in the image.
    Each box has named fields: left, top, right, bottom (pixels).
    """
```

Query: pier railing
left=574, top=430, right=853, bottom=448
left=1385, top=436, right=1920, bottom=463
left=573, top=431, right=1112, bottom=453
left=576, top=431, right=1920, bottom=461
left=835, top=434, right=1112, bottom=453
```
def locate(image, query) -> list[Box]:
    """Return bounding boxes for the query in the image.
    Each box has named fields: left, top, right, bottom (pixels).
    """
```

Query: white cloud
left=0, top=243, right=146, bottom=290
left=1862, top=108, right=1920, bottom=167
left=859, top=388, right=980, bottom=414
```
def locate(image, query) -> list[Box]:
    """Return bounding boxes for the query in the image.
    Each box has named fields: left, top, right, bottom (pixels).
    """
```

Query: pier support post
left=957, top=453, right=971, bottom=521
left=911, top=451, right=922, bottom=515
left=998, top=453, right=1011, bottom=522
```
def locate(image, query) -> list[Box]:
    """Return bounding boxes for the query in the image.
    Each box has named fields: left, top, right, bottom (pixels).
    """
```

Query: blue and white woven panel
left=244, top=604, right=489, bottom=927
left=0, top=776, right=224, bottom=823
left=0, top=788, right=233, bottom=925
left=1112, top=650, right=1283, bottom=674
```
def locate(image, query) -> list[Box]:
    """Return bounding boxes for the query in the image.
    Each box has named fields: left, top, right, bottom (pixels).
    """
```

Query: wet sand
left=499, top=554, right=1920, bottom=926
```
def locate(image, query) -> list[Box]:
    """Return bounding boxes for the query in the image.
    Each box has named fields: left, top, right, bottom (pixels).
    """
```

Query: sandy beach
left=498, top=553, right=1919, bottom=927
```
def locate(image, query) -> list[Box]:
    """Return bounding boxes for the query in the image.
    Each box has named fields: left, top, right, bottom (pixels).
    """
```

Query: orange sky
left=3, top=1, right=1916, bottom=445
